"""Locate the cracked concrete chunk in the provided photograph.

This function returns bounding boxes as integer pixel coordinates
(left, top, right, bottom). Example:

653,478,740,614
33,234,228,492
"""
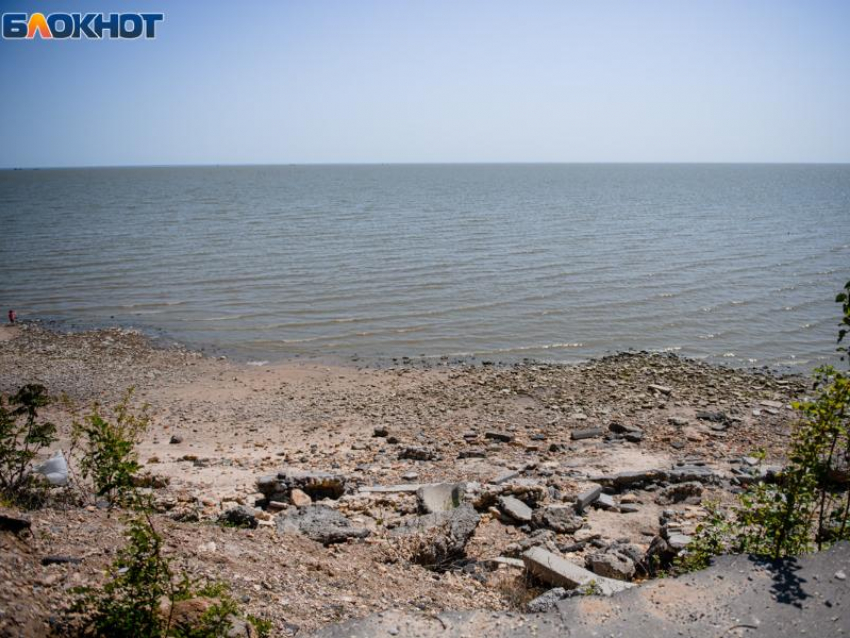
532,506,584,534
275,505,369,545
522,547,635,596
498,495,533,522
417,483,465,514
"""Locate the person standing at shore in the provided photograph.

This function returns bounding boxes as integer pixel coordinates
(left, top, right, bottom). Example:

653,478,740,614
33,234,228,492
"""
8,309,16,324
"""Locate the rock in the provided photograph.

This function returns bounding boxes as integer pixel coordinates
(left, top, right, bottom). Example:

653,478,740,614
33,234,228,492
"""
169,434,183,444
668,416,689,427
399,446,437,461
226,617,259,638
485,431,514,443
595,466,718,490
585,551,636,581
759,400,784,409
641,535,677,575
290,488,313,507
219,506,258,529
0,513,31,534
532,506,584,534
522,547,635,596
275,505,370,545
594,470,664,490
359,484,422,494
594,493,618,511
655,482,703,505
696,410,727,423
571,428,604,441
373,426,389,437
417,483,465,514
257,469,347,503
665,466,719,485
132,473,170,489
526,587,569,612
609,422,642,435
458,449,487,459
666,533,692,550
168,598,254,636
391,504,480,567
648,384,673,395
487,556,526,569
574,485,602,512
499,495,533,523
41,555,82,566
836,570,847,581
490,470,520,485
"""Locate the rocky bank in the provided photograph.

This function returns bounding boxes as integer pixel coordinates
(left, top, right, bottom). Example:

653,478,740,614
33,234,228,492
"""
0,322,825,637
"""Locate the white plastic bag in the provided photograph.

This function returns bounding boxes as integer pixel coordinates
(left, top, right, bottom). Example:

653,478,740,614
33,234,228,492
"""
35,451,68,486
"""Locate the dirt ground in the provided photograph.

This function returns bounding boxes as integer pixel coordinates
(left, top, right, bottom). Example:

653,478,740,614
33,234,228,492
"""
0,323,810,637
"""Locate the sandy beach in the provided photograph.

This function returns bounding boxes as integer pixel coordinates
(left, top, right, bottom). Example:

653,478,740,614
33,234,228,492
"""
0,322,809,636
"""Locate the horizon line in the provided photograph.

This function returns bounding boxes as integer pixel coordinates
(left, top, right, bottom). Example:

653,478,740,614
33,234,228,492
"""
3,160,850,171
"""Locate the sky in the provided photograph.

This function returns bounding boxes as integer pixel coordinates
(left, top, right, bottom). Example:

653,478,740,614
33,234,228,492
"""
1,0,849,167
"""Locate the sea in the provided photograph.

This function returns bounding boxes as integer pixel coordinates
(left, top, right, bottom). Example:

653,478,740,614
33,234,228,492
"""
1,164,847,370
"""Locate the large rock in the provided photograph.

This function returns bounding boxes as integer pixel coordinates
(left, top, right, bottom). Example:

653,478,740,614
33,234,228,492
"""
655,482,703,505
391,504,480,568
399,446,437,461
585,551,636,581
522,547,635,596
218,506,258,529
257,469,347,503
417,483,465,514
532,506,584,534
571,428,604,441
498,495,533,523
275,505,369,545
593,466,719,491
592,470,664,489
664,466,718,485
574,485,602,512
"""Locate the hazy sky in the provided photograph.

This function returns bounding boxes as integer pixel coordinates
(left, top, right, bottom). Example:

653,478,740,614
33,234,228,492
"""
1,0,849,167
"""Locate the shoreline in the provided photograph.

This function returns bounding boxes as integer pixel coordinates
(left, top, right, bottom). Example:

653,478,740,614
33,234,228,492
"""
0,316,810,376
0,321,814,636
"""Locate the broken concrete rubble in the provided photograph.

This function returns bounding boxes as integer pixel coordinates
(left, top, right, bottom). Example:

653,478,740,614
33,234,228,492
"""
531,506,584,534
417,483,465,514
574,485,602,512
498,495,533,523
585,550,636,581
275,505,370,545
522,547,635,596
390,504,480,568
257,469,347,504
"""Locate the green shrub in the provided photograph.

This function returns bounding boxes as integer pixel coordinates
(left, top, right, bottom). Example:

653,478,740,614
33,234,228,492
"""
73,515,261,638
675,502,730,572
73,389,150,507
0,384,57,507
681,282,850,566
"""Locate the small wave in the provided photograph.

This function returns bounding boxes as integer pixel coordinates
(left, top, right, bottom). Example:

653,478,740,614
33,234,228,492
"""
246,360,269,366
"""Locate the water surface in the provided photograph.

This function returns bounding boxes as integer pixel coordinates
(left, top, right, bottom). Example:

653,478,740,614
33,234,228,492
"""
0,164,847,369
